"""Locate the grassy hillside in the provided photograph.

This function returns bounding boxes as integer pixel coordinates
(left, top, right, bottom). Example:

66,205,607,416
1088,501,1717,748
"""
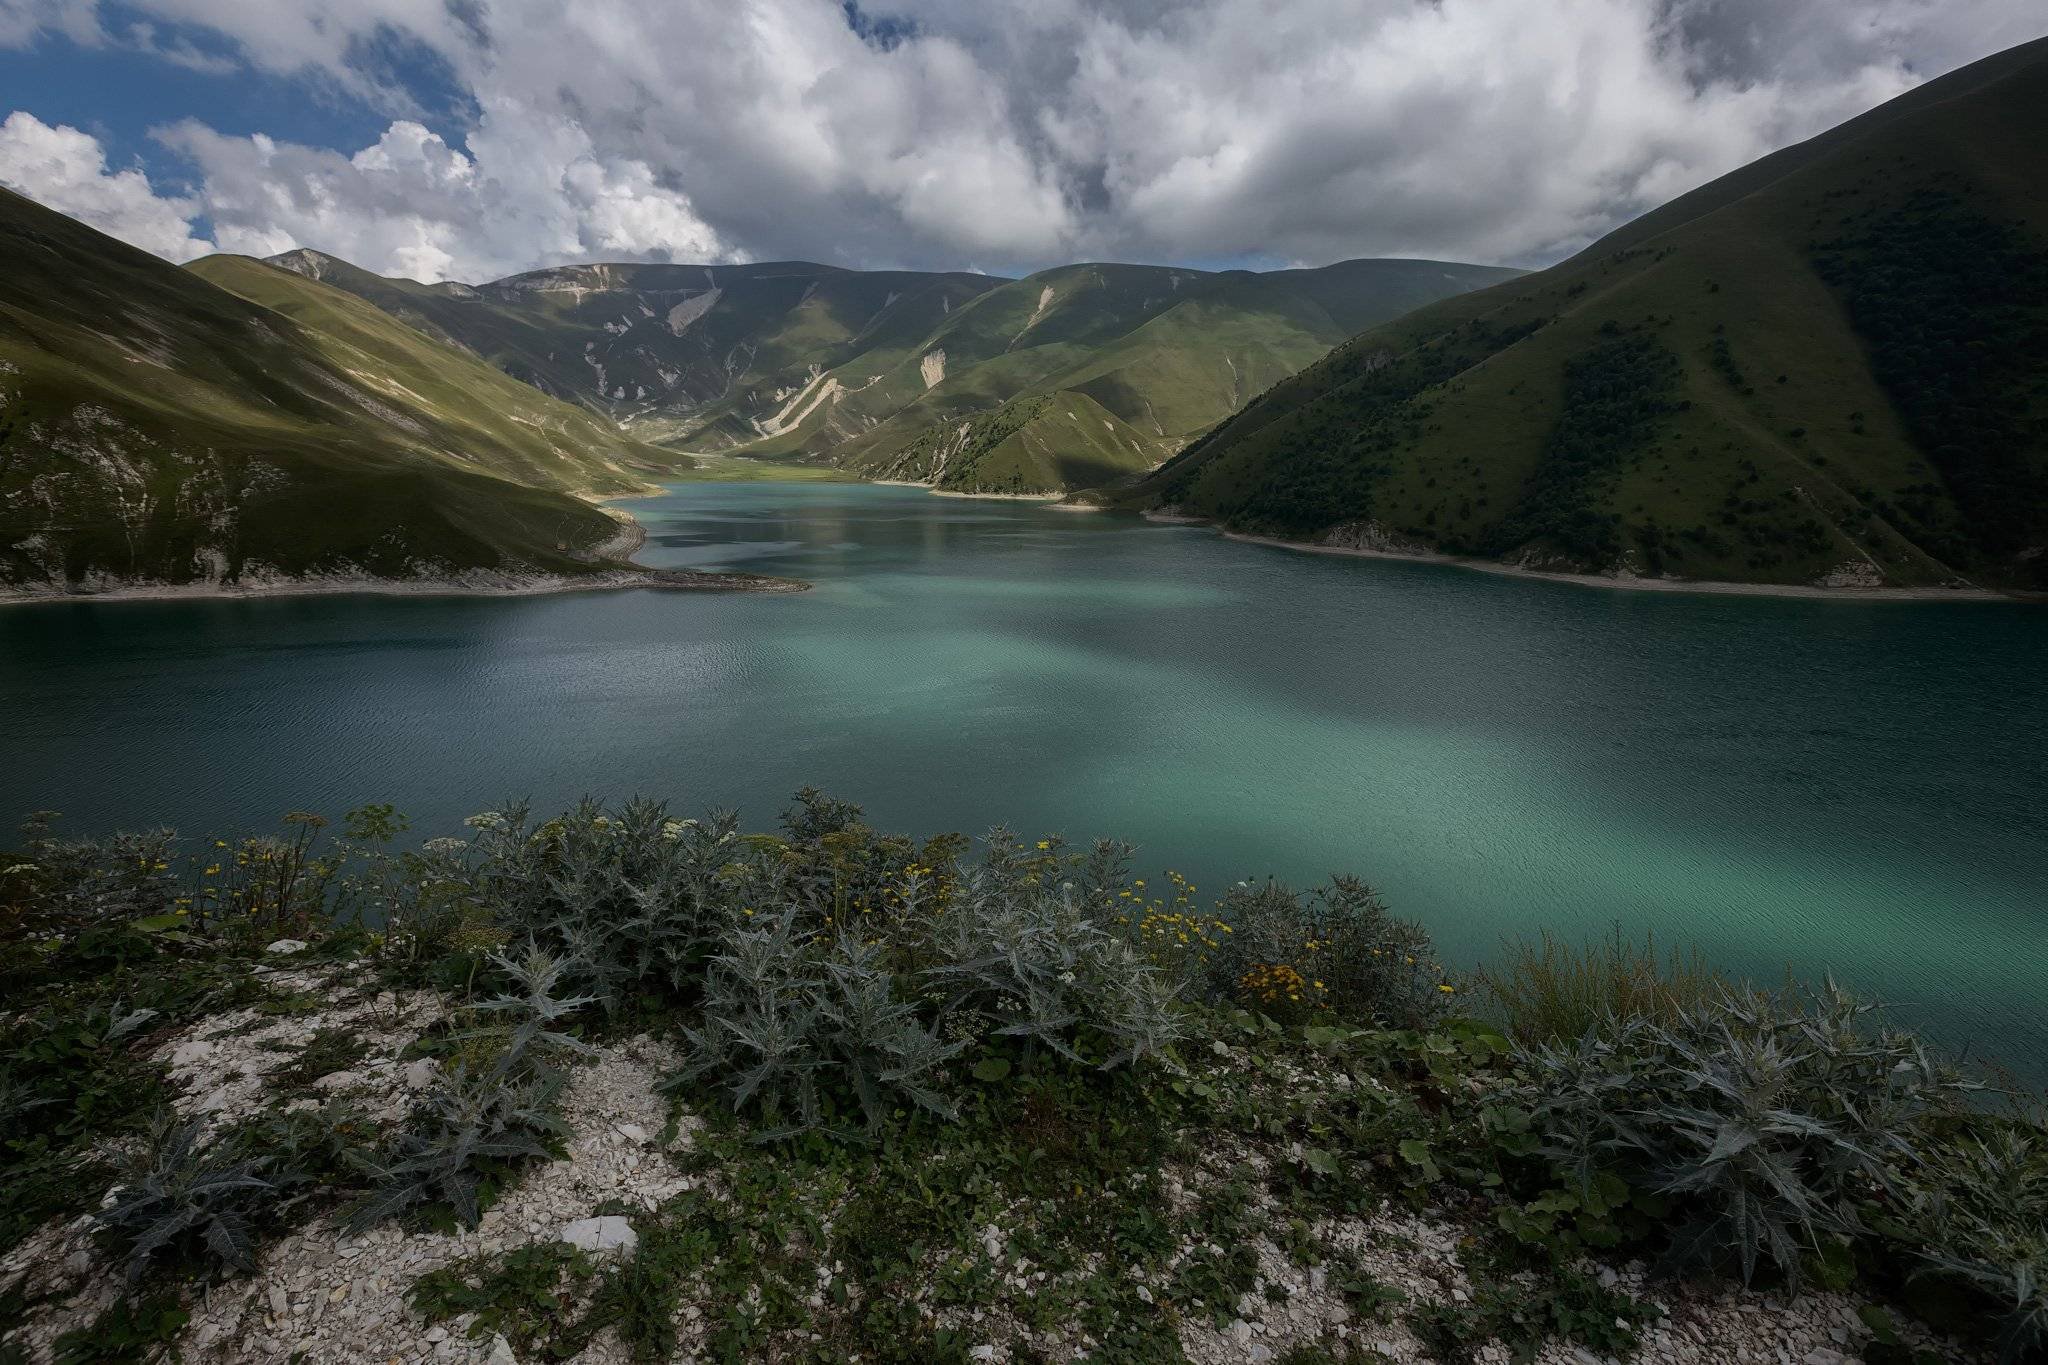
1114,37,2048,593
0,189,700,593
271,251,1006,446
740,258,1520,492
861,389,1166,494
187,256,675,498
298,250,1519,492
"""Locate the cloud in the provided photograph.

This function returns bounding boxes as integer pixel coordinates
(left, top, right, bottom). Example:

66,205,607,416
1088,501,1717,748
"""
4,0,2041,277
157,104,730,281
0,110,213,259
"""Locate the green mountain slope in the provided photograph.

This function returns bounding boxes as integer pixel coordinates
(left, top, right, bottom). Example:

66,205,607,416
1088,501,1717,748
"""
865,390,1166,494
731,258,1522,486
0,188,684,594
1116,37,2048,593
269,250,1006,446
295,250,1519,491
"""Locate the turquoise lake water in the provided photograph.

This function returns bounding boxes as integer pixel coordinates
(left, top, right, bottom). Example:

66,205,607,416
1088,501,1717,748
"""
3,481,2044,1073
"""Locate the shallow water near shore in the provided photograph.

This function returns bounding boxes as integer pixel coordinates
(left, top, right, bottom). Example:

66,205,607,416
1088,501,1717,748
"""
3,481,2045,1077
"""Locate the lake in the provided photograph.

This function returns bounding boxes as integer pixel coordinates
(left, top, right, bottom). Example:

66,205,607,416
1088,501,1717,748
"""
3,480,2044,1075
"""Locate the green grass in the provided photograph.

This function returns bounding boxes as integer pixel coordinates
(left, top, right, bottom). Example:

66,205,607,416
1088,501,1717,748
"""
1119,37,2048,591
1474,928,1729,1047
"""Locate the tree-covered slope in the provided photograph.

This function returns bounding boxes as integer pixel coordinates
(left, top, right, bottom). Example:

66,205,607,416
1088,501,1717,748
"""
0,189,683,594
1117,37,2048,593
297,249,1519,492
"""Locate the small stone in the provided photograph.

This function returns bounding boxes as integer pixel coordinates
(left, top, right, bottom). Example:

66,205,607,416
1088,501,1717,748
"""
267,1286,289,1318
312,1070,363,1092
970,1348,997,1362
170,1039,217,1067
617,1122,649,1145
487,1335,519,1365
266,938,309,954
559,1216,637,1253
401,1059,439,1090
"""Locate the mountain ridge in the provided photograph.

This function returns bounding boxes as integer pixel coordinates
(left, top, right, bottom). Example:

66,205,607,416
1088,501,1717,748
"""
277,247,1523,493
1104,36,2048,594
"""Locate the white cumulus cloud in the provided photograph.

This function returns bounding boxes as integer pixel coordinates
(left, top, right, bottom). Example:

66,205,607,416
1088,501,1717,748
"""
1,0,2041,278
0,110,212,259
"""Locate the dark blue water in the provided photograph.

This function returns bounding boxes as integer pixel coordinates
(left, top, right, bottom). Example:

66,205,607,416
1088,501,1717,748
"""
3,482,2044,1074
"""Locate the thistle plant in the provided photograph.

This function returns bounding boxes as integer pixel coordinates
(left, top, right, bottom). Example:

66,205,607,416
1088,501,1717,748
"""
97,1118,273,1282
1904,1119,2048,1363
347,946,589,1231
1515,982,1971,1287
673,909,965,1139
447,799,744,1010
919,867,1184,1069
470,946,600,1066
344,1062,567,1233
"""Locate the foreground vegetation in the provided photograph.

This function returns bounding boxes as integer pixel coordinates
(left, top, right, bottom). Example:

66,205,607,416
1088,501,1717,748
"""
1,794,2042,1363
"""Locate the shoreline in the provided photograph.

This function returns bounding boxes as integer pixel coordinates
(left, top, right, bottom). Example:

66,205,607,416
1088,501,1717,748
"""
872,479,1068,503
1141,513,2018,603
0,566,809,609
1,503,809,609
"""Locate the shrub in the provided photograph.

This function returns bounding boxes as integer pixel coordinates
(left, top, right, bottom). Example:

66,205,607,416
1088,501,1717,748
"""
672,911,966,1138
1901,1117,2048,1363
441,799,755,1012
920,853,1185,1069
347,948,585,1231
96,1118,274,1283
1514,982,1971,1286
1205,876,1452,1029
1476,927,1728,1046
345,1059,567,1233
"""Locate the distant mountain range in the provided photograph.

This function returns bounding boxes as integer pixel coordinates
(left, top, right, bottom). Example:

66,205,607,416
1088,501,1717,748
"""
275,250,1522,495
1112,36,2048,593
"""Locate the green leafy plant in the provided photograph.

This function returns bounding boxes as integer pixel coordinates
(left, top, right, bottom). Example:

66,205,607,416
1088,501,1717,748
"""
50,1293,190,1365
1206,876,1453,1028
1516,982,1970,1287
920,859,1184,1068
1901,1118,2048,1363
96,1118,273,1283
674,912,965,1138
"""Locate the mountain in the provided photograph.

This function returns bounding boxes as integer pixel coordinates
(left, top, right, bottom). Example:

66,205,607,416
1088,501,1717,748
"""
266,251,1004,445
1110,37,2048,593
284,250,1522,493
0,186,690,596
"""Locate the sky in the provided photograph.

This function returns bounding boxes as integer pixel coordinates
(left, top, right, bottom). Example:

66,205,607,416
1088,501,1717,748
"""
0,0,2040,283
